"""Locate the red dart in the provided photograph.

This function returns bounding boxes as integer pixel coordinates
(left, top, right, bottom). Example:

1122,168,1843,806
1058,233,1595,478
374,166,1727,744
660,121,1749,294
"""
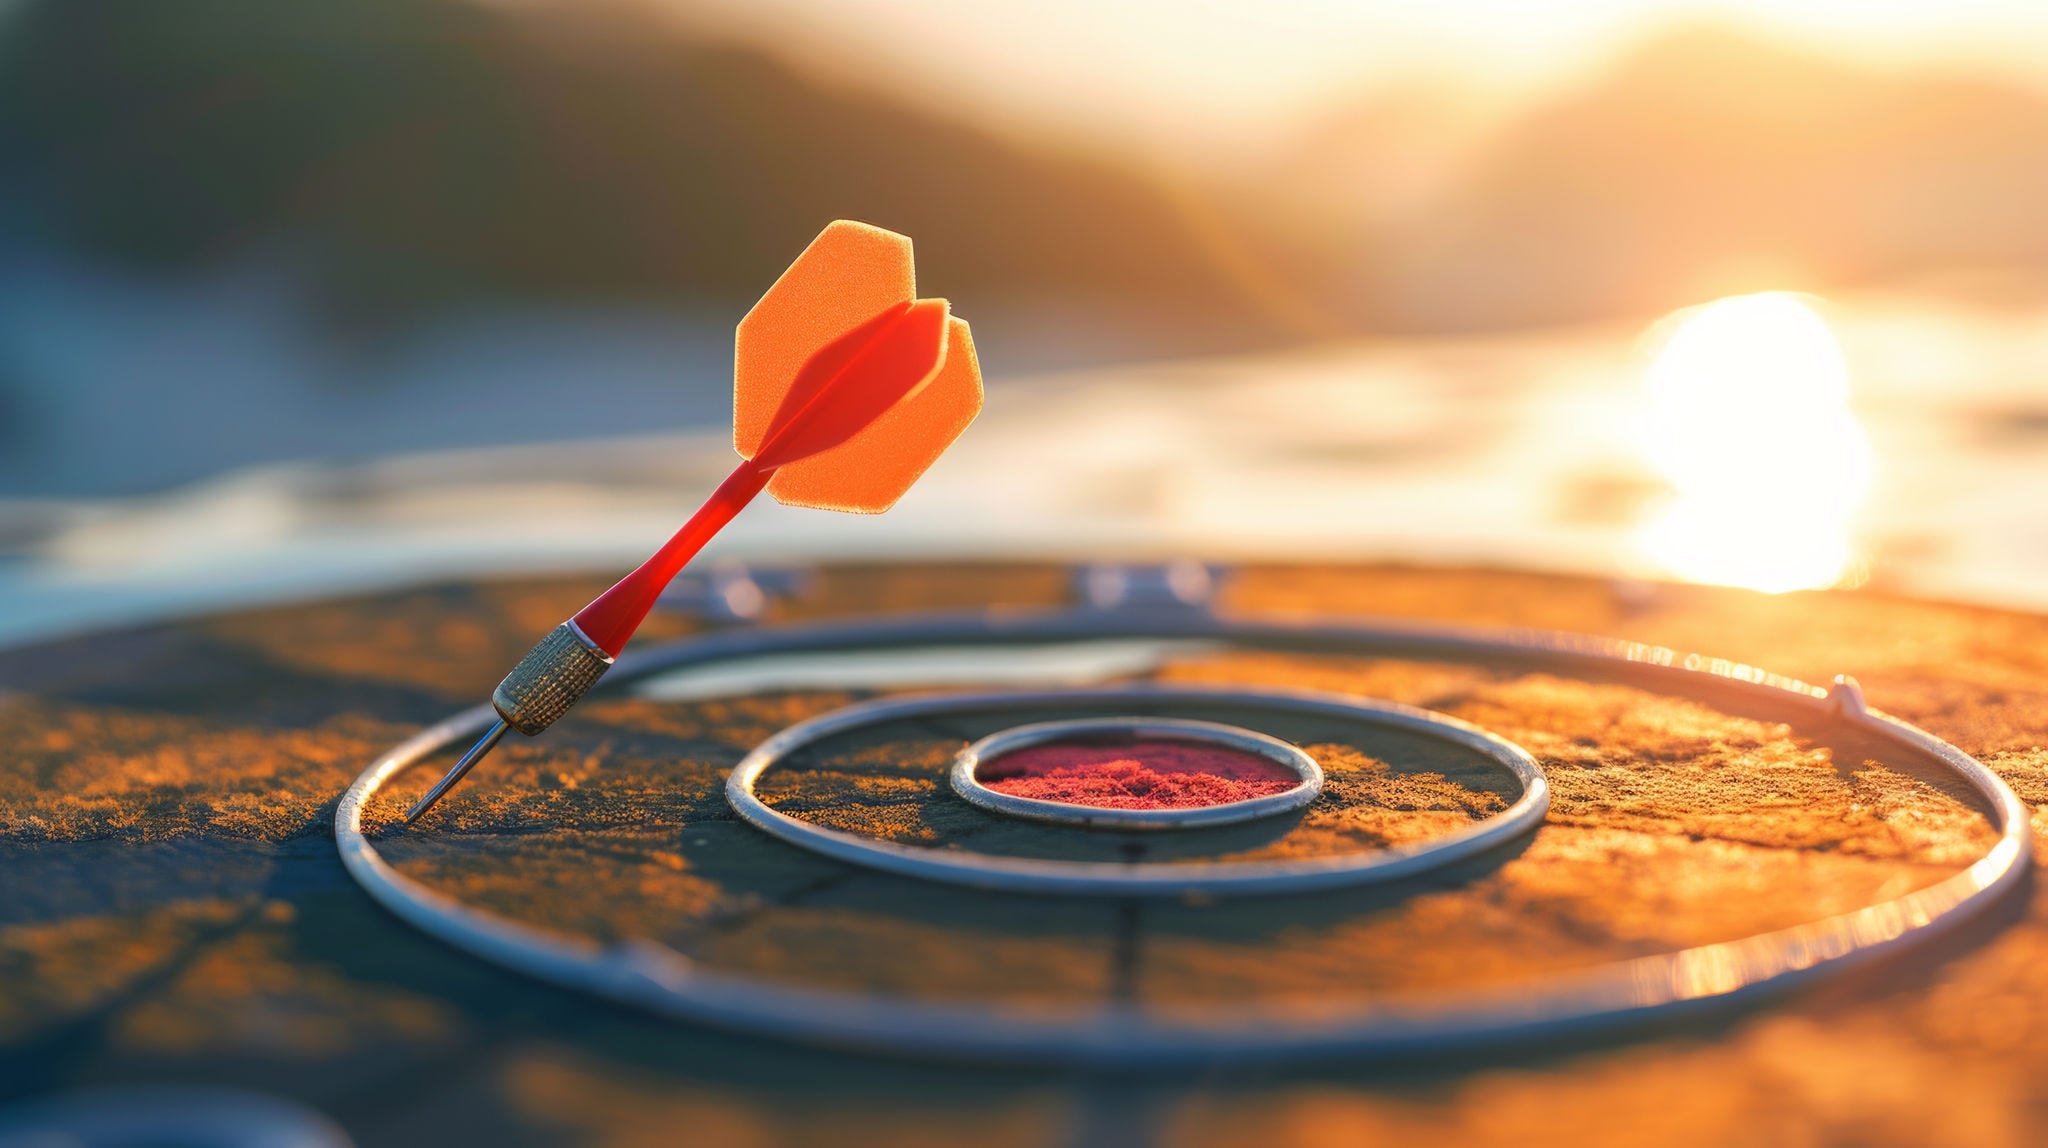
404,221,983,824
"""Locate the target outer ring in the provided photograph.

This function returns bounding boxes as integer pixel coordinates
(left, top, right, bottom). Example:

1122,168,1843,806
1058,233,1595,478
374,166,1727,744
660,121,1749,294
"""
336,607,2031,1067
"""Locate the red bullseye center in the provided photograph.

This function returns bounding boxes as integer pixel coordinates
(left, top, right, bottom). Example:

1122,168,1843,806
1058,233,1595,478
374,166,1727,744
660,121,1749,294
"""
979,738,1299,810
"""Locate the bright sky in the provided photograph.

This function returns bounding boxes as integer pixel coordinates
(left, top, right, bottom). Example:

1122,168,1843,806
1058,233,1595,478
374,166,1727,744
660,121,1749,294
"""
672,0,2048,157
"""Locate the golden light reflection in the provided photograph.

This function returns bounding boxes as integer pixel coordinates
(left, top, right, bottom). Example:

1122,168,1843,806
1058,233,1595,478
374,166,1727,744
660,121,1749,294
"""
1636,292,1873,593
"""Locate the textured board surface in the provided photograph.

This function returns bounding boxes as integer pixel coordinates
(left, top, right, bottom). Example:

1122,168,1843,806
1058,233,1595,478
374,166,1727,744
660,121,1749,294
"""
4,564,2048,1146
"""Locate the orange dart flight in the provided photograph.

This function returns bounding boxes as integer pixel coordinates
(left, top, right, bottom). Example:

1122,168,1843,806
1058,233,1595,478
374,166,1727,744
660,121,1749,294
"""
404,221,982,824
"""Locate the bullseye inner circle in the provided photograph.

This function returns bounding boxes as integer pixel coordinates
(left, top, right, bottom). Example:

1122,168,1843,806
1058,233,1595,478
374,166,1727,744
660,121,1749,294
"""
950,716,1323,830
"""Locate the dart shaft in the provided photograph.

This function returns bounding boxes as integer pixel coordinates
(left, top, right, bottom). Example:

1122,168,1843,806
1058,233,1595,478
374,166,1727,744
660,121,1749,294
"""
402,459,772,825
573,460,772,656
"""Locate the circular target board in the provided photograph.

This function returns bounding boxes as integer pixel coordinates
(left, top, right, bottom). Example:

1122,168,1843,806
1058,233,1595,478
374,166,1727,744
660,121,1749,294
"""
340,609,2026,1067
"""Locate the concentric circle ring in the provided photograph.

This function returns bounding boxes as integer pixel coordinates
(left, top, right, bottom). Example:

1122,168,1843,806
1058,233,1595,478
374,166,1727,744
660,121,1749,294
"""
726,686,1543,897
337,607,2032,1067
949,715,1324,830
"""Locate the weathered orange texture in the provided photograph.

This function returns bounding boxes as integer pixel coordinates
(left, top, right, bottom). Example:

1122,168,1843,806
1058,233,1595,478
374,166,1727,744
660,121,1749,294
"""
734,220,984,514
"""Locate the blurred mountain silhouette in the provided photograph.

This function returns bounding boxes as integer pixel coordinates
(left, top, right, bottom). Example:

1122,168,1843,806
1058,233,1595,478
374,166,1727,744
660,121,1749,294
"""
1340,24,2048,329
6,8,2048,342
0,0,1286,343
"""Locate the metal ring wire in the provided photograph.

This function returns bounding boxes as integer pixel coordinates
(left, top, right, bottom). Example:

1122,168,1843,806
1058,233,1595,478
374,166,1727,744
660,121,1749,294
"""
336,609,2031,1067
727,687,1542,896
946,714,1326,831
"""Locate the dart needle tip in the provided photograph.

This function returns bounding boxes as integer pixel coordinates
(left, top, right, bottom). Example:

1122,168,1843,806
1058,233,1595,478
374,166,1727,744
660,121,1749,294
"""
401,717,510,826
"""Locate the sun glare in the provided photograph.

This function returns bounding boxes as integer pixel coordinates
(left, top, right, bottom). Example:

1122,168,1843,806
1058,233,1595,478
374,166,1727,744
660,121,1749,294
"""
1636,292,1873,594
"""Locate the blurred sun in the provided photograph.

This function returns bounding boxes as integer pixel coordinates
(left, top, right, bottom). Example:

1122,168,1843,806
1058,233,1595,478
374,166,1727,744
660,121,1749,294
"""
1636,292,1874,593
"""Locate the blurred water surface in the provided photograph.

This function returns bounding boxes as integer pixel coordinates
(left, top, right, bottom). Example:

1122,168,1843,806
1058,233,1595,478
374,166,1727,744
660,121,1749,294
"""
4,278,2045,645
